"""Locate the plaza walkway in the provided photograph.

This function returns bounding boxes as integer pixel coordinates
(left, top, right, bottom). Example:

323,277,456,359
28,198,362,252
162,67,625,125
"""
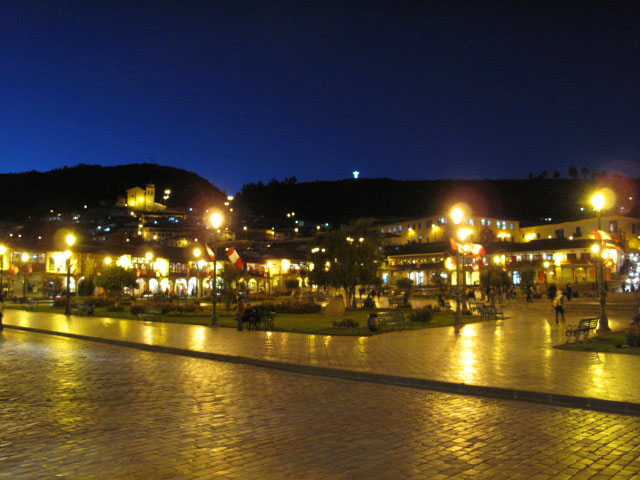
3,299,640,413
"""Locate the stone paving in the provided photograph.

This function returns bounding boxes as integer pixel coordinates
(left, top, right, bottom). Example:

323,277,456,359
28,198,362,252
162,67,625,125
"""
2,331,640,480
3,299,640,405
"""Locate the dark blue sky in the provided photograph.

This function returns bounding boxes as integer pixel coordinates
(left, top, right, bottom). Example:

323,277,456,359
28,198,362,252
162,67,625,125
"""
1,1,638,194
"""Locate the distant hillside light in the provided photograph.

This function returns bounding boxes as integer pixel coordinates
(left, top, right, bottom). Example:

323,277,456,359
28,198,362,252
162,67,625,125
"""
353,171,360,179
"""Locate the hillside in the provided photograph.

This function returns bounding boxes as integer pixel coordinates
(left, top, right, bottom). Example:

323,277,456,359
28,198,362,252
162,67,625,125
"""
236,176,640,226
0,164,226,221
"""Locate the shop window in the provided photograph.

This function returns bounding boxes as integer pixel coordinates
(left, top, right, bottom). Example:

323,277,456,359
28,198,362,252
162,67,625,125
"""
609,221,617,233
555,229,564,238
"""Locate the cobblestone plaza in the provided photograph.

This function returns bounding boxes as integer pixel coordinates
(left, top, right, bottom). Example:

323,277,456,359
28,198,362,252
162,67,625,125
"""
2,330,640,479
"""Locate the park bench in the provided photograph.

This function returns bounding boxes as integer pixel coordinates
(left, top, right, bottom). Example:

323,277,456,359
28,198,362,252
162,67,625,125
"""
241,307,275,331
138,306,162,321
388,296,407,307
479,303,503,319
368,310,410,332
71,302,95,316
565,317,599,343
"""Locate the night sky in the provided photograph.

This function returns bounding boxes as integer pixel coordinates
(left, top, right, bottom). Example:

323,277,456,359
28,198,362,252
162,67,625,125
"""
1,1,638,194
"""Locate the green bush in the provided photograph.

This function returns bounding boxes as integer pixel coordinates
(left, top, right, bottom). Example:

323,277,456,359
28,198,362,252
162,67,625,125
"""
81,297,115,308
410,306,433,323
332,318,359,328
53,298,66,307
106,305,125,312
261,300,321,314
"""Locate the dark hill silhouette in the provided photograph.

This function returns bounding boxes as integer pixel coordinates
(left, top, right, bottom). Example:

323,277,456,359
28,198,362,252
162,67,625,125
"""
236,176,639,225
0,163,226,221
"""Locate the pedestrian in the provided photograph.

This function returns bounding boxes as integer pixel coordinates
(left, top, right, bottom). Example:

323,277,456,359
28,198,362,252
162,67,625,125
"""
565,283,572,301
359,286,365,299
526,285,533,303
547,283,557,300
0,294,4,331
236,295,248,331
552,290,565,324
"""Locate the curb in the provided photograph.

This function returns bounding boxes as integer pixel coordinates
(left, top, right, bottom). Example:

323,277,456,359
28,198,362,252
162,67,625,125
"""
5,323,640,417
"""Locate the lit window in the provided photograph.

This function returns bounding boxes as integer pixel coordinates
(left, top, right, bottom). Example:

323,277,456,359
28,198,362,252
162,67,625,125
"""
481,219,485,226
469,218,474,226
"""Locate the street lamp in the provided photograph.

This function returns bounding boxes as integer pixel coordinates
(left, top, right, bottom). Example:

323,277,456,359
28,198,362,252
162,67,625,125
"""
0,245,6,298
193,247,202,298
64,233,76,316
591,192,610,332
209,212,223,326
21,252,30,302
450,207,465,326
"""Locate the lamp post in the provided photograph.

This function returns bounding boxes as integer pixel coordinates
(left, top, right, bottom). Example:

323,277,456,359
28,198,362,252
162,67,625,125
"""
193,247,202,298
591,192,610,332
64,233,76,316
145,252,154,299
0,245,6,298
21,252,30,302
209,212,223,327
451,208,465,326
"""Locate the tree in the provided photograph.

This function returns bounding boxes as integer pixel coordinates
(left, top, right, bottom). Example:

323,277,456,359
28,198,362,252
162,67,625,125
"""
95,266,136,298
553,171,561,180
520,268,536,288
581,166,590,178
309,218,384,307
77,276,95,297
480,265,510,288
218,265,243,310
568,166,578,179
396,277,412,291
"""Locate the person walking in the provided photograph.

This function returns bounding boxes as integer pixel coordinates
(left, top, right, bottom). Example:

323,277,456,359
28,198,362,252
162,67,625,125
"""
526,285,533,303
552,290,565,324
235,295,248,331
565,283,573,301
0,295,4,331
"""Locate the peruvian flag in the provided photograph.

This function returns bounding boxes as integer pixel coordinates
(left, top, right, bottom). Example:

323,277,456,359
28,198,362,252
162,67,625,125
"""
8,264,19,277
205,243,215,261
449,238,459,251
226,247,243,269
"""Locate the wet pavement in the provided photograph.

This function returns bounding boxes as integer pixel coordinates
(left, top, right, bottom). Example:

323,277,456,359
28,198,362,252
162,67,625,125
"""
2,331,640,480
4,299,640,407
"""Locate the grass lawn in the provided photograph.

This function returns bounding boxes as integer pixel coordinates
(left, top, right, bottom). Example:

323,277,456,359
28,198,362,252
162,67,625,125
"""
554,331,640,355
6,303,494,336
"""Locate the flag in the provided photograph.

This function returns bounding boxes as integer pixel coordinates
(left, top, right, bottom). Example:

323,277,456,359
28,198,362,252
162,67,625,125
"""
449,238,458,251
592,229,612,241
28,265,33,276
8,264,19,276
226,247,243,269
205,243,215,261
